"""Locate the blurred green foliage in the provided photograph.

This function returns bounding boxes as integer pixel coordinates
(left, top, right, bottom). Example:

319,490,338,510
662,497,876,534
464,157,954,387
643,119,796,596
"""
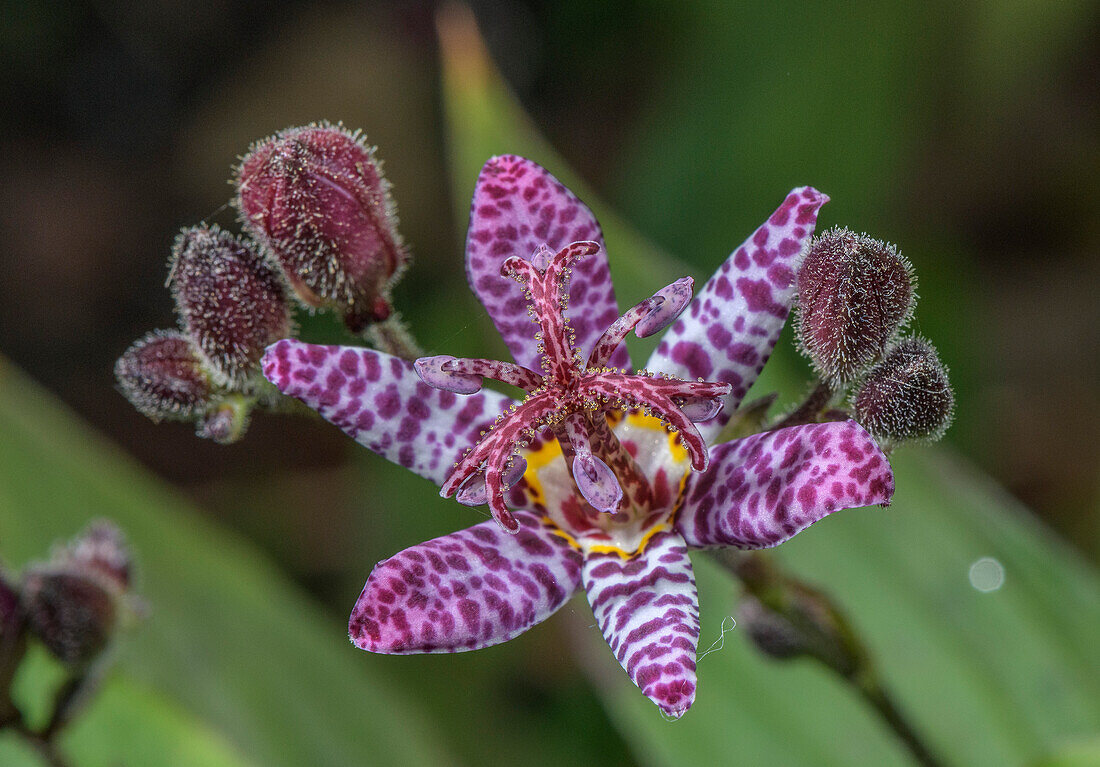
0,358,453,767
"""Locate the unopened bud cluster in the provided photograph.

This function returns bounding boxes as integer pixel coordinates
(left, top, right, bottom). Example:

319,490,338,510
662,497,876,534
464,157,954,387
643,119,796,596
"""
116,225,289,442
2,520,138,721
117,122,409,442
793,227,952,445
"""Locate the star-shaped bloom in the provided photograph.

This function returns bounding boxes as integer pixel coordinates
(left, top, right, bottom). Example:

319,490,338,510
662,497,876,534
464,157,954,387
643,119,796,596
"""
262,156,894,717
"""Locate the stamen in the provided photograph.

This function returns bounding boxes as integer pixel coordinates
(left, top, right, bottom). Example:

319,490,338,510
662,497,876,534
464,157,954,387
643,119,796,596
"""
455,456,528,506
586,295,664,370
588,414,653,511
441,358,542,392
586,277,694,370
414,355,482,394
441,393,561,534
635,277,694,337
563,413,624,513
586,374,731,472
572,452,623,513
672,394,724,423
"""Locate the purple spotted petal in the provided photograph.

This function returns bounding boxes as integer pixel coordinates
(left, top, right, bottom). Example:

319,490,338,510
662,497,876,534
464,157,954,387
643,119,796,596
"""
349,511,583,653
465,155,627,373
583,530,700,719
648,187,829,442
262,339,513,486
675,420,893,549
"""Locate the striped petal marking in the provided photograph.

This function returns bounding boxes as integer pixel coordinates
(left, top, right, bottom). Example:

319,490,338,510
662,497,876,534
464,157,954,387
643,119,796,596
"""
582,529,700,718
350,511,583,653
647,187,829,443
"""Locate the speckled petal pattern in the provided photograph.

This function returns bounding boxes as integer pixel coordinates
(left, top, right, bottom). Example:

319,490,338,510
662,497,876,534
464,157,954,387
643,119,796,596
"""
349,511,583,653
647,187,829,442
465,155,627,373
583,530,700,718
263,339,513,486
675,420,893,550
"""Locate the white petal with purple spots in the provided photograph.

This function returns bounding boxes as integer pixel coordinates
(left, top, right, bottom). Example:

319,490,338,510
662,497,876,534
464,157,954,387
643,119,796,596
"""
647,187,829,443
263,339,514,486
465,155,627,373
675,420,894,550
349,511,583,653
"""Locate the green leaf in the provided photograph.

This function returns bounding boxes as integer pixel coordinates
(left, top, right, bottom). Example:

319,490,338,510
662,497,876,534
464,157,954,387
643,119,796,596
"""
439,15,1100,766
63,675,256,767
6,644,252,766
0,358,453,767
0,734,45,767
1031,736,1100,767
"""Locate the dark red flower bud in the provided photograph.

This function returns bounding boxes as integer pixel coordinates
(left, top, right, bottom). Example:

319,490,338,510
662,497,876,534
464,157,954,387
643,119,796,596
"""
738,595,806,660
115,330,212,421
235,124,408,332
854,337,954,443
735,556,866,678
21,522,134,668
169,225,290,386
21,571,115,667
796,228,915,383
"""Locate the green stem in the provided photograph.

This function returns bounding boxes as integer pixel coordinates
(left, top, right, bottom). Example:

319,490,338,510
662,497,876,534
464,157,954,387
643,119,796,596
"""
365,313,423,361
714,551,948,767
857,678,945,767
773,379,834,429
14,721,72,767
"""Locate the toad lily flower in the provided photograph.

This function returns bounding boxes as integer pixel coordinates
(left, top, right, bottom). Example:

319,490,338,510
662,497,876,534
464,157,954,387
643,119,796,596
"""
262,156,894,718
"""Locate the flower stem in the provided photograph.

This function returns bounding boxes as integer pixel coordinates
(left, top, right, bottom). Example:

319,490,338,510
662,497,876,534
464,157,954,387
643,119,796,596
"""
7,718,72,767
712,551,947,767
856,677,945,767
365,313,423,361
773,379,834,429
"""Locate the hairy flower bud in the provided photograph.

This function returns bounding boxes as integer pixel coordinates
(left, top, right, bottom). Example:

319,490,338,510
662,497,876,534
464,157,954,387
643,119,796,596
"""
115,330,212,421
796,228,915,383
738,595,806,659
22,571,115,667
21,522,134,668
62,521,131,591
196,394,251,445
169,226,290,386
854,337,954,442
236,123,408,332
